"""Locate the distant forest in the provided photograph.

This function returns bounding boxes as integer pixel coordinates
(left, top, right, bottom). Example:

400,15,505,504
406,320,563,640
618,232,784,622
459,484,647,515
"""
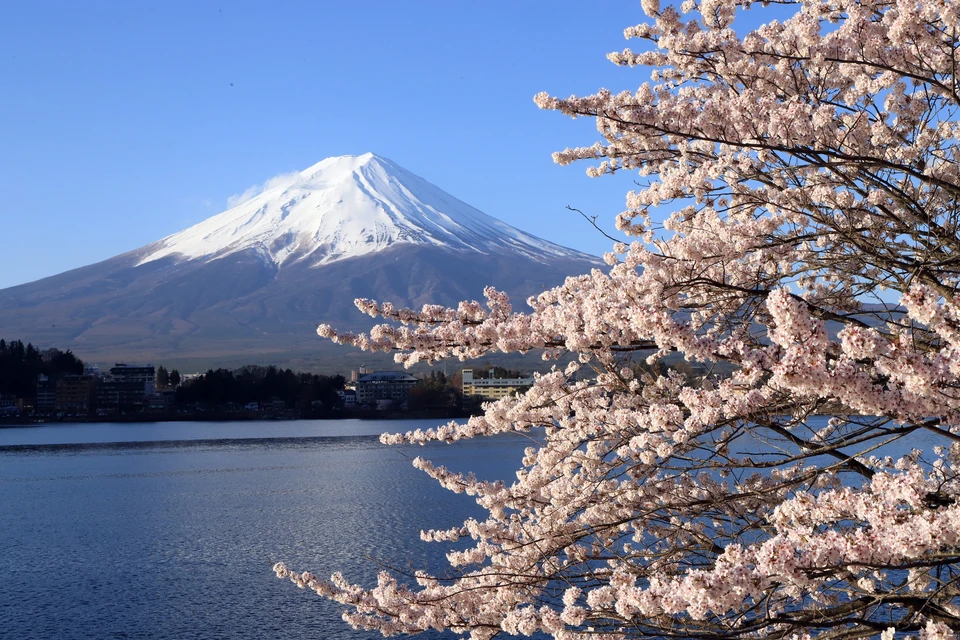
0,339,84,400
0,339,482,413
175,366,345,409
0,338,345,409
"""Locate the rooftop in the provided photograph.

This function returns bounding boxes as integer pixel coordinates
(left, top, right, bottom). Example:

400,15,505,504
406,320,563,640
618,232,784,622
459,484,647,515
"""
356,371,418,383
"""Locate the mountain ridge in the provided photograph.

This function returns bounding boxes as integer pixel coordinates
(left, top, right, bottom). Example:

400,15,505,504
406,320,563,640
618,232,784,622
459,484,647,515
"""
137,153,588,270
0,154,600,371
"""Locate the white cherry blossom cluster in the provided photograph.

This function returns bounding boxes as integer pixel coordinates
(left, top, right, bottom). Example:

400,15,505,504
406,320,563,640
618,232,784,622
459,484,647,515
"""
278,0,960,637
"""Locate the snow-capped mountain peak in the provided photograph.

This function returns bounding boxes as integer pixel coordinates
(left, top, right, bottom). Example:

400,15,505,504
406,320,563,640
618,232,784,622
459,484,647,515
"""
138,153,585,268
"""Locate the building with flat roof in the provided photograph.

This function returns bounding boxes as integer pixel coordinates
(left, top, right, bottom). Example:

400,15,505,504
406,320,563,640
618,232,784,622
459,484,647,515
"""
354,371,418,407
55,375,97,414
109,364,156,391
98,364,156,413
461,369,534,401
36,375,55,411
350,366,370,383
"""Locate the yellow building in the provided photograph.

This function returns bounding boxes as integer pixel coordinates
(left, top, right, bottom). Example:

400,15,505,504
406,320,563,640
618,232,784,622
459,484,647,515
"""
461,369,534,400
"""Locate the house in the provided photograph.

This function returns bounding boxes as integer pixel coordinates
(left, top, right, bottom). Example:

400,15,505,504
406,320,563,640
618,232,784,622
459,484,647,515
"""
265,398,286,412
337,389,357,407
0,395,20,416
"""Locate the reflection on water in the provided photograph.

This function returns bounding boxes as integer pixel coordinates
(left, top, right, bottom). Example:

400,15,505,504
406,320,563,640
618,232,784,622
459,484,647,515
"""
0,434,382,460
0,418,436,446
0,420,527,640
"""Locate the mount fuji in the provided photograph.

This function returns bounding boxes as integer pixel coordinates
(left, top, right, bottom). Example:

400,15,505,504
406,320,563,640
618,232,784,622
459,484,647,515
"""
0,154,599,370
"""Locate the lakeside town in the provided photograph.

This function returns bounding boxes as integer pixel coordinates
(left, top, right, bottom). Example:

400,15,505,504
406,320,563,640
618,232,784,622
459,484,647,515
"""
0,338,537,422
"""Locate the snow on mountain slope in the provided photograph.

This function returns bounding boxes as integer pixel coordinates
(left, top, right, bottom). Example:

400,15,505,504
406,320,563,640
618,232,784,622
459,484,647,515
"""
139,153,587,268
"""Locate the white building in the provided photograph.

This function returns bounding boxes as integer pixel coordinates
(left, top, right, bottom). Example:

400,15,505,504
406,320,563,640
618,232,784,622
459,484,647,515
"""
354,371,418,407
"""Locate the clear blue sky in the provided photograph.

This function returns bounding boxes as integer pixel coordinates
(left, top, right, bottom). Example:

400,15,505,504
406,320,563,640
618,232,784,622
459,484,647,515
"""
0,1,659,289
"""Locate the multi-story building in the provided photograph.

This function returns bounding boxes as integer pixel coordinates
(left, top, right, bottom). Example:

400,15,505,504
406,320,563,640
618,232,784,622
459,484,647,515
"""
55,375,97,414
145,389,177,411
354,371,418,407
110,364,156,393
349,366,370,383
461,369,535,400
97,364,156,413
36,375,55,412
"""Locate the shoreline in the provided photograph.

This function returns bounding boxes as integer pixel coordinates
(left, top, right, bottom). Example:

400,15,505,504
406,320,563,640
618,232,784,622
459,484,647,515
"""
0,407,481,428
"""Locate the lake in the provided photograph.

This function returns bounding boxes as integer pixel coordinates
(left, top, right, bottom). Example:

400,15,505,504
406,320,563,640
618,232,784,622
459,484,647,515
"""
1,417,946,640
0,419,530,640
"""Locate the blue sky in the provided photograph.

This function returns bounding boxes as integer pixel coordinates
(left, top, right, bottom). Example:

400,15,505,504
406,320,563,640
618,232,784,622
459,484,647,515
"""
0,1,661,289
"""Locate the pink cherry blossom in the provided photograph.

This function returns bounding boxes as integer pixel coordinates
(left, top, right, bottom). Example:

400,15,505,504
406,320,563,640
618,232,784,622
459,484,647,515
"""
279,0,960,637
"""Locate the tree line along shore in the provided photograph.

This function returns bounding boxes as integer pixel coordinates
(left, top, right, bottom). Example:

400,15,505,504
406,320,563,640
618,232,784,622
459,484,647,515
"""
0,338,523,423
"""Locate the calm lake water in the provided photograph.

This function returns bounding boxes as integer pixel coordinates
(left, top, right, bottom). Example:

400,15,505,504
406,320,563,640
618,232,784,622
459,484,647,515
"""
0,419,532,640
0,417,947,640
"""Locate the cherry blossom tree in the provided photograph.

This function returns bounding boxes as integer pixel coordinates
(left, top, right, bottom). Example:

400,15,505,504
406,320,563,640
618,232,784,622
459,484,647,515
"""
276,0,960,637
